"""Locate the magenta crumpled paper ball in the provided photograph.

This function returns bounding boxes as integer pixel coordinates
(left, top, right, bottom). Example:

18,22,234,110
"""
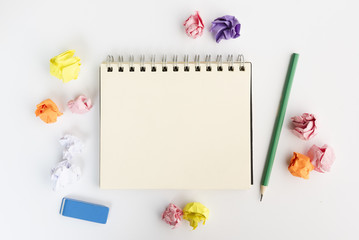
67,95,92,114
183,11,204,39
307,144,335,173
291,113,317,140
162,203,183,228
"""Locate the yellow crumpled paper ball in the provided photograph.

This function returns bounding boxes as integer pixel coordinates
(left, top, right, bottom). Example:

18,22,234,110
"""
183,202,209,230
50,50,81,83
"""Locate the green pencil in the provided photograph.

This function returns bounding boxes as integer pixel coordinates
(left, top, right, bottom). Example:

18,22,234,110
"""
260,53,299,201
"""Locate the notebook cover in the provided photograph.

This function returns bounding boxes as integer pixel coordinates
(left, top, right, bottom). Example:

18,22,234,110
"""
100,62,253,189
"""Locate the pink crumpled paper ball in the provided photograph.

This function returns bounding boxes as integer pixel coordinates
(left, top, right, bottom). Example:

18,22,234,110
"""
307,144,335,173
291,113,317,140
67,95,92,114
183,11,204,39
162,203,183,228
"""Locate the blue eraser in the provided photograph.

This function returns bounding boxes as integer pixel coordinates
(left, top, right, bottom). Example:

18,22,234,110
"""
60,198,109,224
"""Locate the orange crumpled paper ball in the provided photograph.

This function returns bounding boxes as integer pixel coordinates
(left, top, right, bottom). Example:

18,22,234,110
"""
35,99,63,123
288,152,314,179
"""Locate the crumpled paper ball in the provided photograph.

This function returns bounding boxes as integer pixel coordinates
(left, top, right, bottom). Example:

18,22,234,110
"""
183,202,209,230
59,135,84,161
210,15,241,43
162,203,183,228
307,144,335,173
51,160,81,191
183,11,204,39
51,135,84,191
291,113,317,140
35,99,63,123
50,50,81,83
68,95,93,114
288,152,314,179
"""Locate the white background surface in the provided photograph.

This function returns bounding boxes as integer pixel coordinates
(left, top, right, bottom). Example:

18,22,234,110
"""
1,0,358,239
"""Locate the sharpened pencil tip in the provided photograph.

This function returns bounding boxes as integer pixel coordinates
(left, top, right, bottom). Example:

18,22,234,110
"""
260,194,263,202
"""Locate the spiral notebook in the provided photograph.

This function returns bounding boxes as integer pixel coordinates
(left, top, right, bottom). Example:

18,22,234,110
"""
100,55,253,189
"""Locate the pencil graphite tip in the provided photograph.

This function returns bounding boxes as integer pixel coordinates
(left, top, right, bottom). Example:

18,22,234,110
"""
260,194,263,202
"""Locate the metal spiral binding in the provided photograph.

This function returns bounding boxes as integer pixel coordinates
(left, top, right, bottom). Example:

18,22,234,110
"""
118,56,124,72
184,55,190,72
227,55,234,71
194,55,201,71
151,55,156,72
106,55,114,72
173,55,178,72
237,54,245,71
216,55,223,71
205,55,212,71
140,55,146,72
105,55,246,72
129,55,135,72
162,55,167,72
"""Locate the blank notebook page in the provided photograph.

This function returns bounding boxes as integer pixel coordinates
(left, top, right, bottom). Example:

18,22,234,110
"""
100,62,252,189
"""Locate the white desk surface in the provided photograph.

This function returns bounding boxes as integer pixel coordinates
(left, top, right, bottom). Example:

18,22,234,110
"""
1,0,358,239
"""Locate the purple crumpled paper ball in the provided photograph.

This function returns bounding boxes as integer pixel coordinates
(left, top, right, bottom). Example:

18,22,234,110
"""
210,15,241,43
